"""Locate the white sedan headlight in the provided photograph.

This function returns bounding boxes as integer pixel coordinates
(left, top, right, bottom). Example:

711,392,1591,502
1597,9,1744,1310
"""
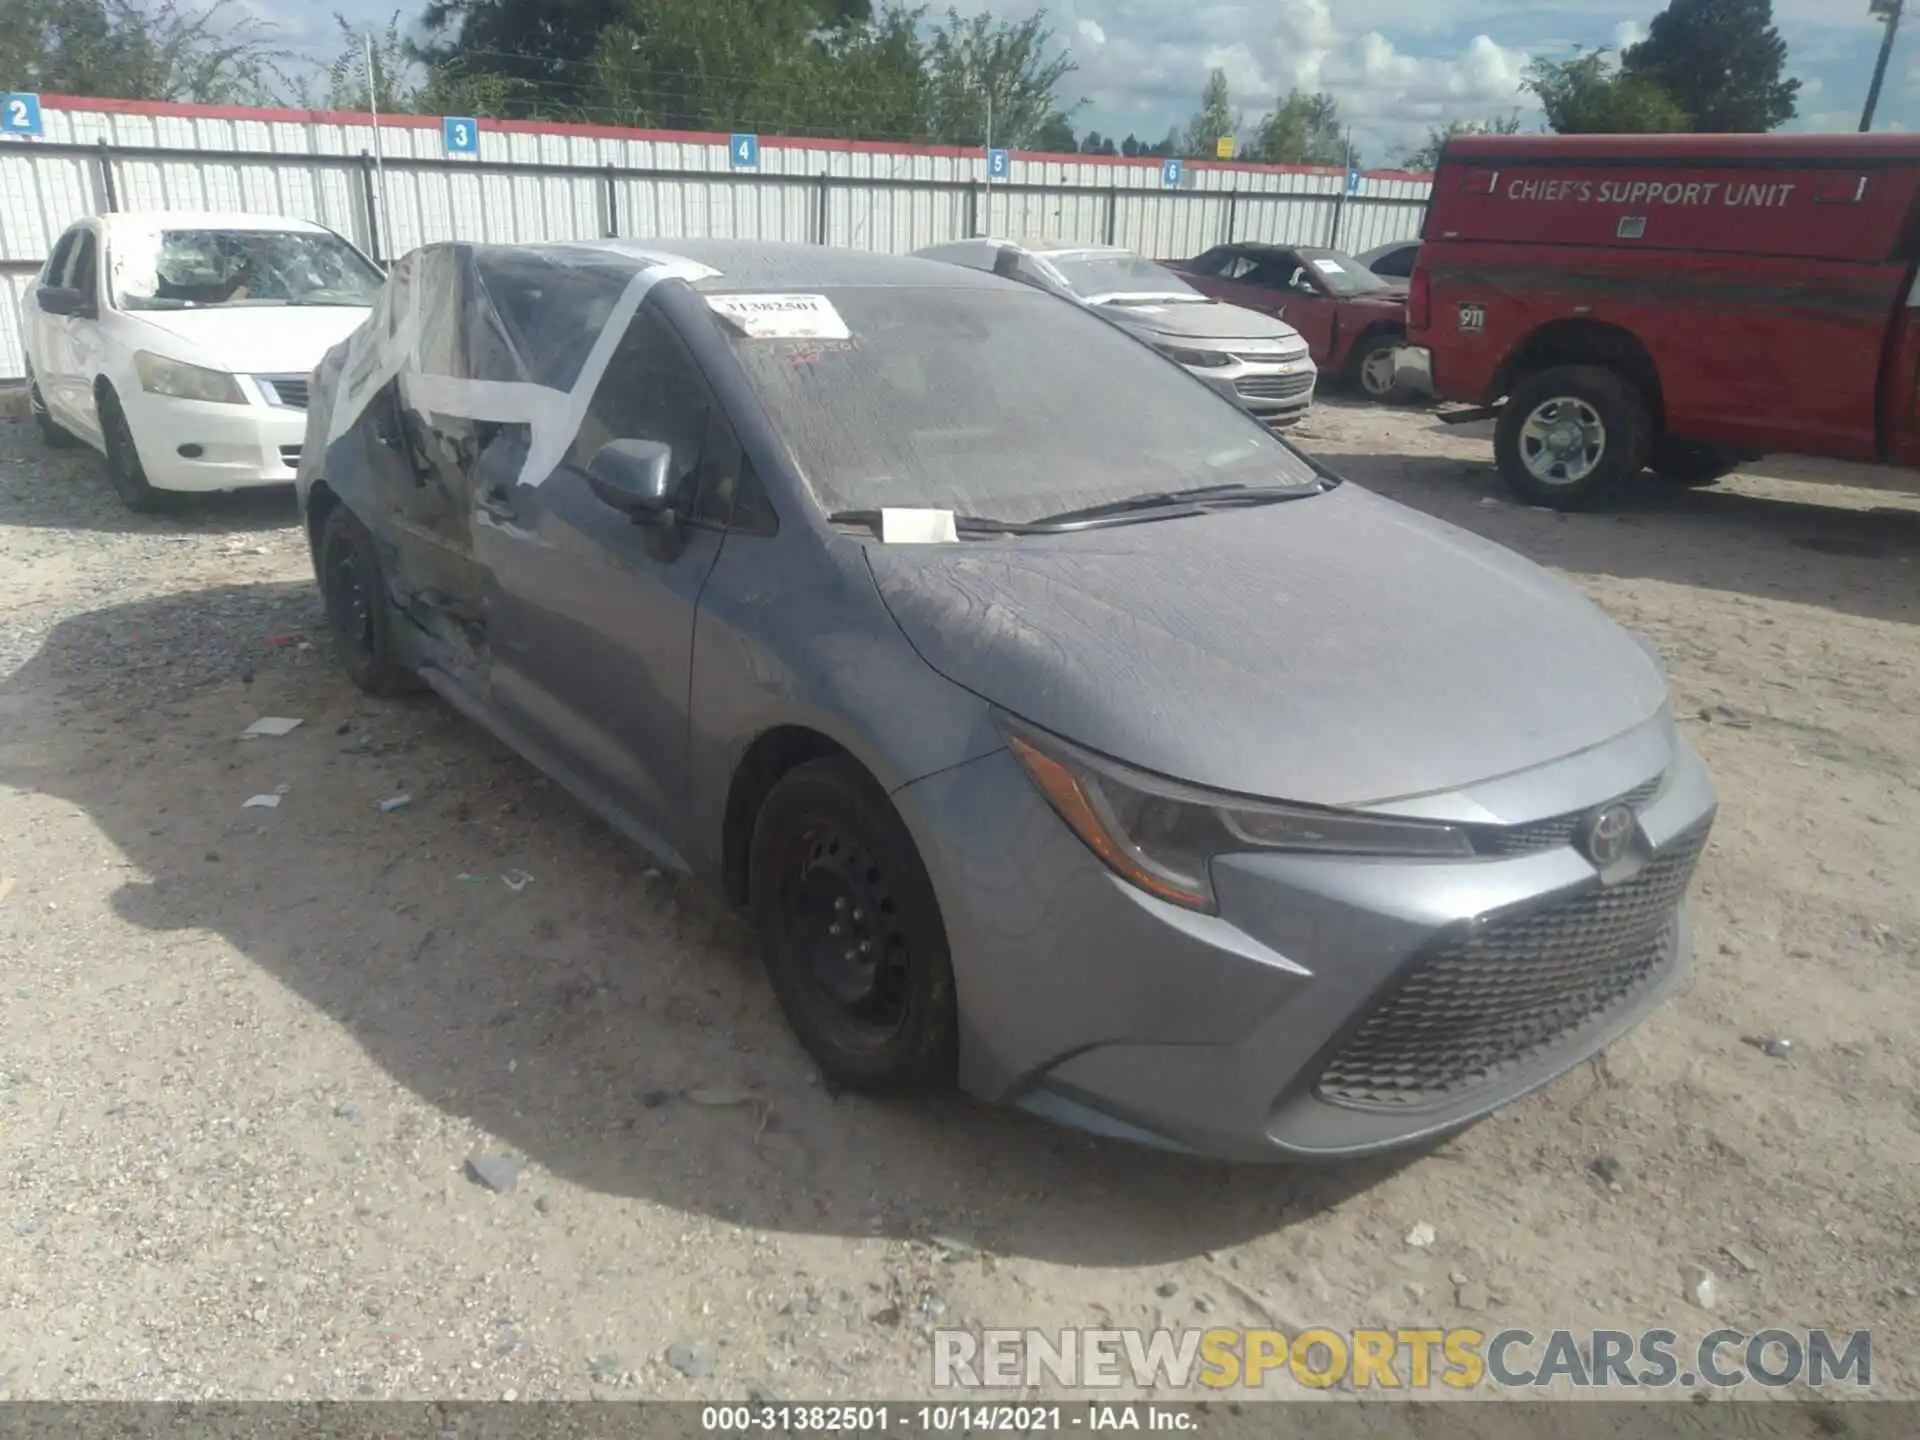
133,351,246,405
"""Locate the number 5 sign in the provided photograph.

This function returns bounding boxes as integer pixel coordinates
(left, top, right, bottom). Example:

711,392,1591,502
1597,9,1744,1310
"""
442,116,479,154
2,93,44,137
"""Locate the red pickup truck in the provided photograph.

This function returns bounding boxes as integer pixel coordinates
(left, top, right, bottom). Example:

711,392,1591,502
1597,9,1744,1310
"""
1409,132,1920,508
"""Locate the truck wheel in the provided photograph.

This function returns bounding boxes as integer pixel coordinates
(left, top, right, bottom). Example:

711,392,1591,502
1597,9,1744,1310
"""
1495,366,1652,511
1650,437,1740,488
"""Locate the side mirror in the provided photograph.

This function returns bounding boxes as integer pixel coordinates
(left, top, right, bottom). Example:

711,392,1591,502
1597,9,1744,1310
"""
37,285,84,317
586,438,676,524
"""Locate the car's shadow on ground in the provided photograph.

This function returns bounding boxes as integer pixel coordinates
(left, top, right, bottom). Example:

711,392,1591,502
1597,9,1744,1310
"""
1296,403,1920,628
0,582,1434,1269
0,421,300,534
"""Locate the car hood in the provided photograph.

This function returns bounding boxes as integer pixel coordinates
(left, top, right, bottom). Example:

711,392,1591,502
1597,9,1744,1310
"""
1343,286,1408,309
125,306,371,374
1097,300,1306,347
865,484,1667,808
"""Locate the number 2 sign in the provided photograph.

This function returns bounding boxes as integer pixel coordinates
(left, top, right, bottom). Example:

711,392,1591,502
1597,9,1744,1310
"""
2,93,44,137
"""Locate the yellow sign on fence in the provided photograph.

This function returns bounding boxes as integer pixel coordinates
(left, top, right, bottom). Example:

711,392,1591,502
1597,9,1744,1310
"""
1215,136,1235,160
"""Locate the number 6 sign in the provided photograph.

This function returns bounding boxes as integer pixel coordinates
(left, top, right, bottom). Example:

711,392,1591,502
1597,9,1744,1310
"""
2,93,44,137
442,116,479,154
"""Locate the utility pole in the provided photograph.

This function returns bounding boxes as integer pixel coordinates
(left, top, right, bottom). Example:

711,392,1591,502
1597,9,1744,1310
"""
1862,0,1905,132
982,84,994,237
366,32,388,259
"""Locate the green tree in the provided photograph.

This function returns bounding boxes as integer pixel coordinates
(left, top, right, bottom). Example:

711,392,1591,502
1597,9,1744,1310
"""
1398,113,1522,171
3,0,293,104
1032,109,1078,152
919,7,1080,148
1246,89,1347,166
1524,50,1689,134
1623,0,1798,132
1182,68,1237,158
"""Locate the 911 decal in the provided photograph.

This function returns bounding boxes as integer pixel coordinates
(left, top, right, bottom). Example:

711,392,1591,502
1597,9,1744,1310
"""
1458,302,1486,333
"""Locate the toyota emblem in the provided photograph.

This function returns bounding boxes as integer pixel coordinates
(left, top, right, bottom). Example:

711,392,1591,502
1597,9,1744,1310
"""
1581,803,1637,867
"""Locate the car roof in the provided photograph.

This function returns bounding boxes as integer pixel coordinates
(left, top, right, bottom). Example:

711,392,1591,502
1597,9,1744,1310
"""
93,211,336,237
473,238,1015,292
1357,240,1420,262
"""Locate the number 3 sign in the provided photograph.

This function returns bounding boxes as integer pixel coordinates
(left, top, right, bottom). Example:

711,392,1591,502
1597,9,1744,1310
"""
442,116,479,154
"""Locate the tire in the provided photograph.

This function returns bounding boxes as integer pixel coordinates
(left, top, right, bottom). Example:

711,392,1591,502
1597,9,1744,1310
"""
1346,329,1405,402
748,756,959,1093
25,367,77,449
1650,437,1740,488
1494,365,1653,511
319,503,414,697
97,385,170,513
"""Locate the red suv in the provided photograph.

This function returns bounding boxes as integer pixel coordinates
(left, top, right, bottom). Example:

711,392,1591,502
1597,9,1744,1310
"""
1171,243,1410,399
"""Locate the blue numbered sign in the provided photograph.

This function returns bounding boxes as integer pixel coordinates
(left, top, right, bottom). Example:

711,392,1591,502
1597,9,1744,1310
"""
442,116,479,154
986,148,1009,179
1161,156,1183,187
1347,165,1362,195
730,133,759,168
1,93,44,136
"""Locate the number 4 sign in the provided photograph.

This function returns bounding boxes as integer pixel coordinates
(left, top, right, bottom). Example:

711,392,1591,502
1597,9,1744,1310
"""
2,93,44,137
442,116,479,154
731,133,759,168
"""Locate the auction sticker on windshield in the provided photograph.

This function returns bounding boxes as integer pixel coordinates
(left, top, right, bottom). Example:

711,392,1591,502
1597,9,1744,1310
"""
708,293,851,340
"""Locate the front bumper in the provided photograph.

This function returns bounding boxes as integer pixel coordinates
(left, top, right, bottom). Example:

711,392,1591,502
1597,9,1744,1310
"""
1191,357,1317,421
893,726,1716,1161
120,375,308,492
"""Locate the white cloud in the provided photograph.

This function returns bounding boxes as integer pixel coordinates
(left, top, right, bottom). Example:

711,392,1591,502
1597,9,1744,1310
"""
1612,20,1644,52
1076,19,1107,47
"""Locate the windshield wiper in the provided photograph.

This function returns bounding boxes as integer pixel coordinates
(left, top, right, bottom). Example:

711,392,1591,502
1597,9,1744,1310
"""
1023,482,1321,528
828,504,1216,537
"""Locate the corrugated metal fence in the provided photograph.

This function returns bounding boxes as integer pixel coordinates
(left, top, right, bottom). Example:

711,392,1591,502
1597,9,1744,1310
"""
0,95,1434,380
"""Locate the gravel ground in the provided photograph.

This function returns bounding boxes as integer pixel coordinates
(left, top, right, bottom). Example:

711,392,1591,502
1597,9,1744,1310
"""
0,398,1915,1406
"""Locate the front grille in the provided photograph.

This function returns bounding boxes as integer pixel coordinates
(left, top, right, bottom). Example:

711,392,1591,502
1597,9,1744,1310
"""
258,375,310,409
279,444,302,466
1235,371,1315,400
1472,776,1665,857
1315,824,1709,1111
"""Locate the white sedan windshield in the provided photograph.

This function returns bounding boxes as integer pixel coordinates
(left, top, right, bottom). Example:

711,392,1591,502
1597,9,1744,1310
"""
114,229,383,311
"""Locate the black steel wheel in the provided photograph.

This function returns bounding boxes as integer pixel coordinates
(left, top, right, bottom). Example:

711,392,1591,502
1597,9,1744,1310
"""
97,386,168,512
319,503,413,696
749,756,958,1092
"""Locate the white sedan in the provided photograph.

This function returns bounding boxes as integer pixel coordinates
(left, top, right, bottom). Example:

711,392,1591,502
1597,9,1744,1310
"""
20,211,381,511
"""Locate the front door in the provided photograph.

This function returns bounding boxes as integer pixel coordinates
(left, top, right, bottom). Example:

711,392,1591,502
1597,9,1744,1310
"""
471,301,736,858
57,228,107,443
1206,249,1339,364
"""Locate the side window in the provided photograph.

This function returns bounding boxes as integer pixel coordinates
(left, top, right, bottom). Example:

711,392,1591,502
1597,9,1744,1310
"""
67,232,99,304
572,306,744,525
1187,247,1232,276
1242,257,1299,291
42,231,77,287
1221,255,1257,281
1377,246,1418,278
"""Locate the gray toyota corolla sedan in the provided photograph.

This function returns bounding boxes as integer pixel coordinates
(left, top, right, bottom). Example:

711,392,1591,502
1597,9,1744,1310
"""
297,238,1716,1161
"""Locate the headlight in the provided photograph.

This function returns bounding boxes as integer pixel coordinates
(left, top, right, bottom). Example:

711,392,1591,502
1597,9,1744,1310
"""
1002,719,1473,913
133,351,246,404
1155,343,1233,369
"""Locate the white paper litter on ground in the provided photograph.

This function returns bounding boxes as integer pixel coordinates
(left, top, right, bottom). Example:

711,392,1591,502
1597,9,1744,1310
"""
879,508,959,544
242,717,303,738
242,794,282,809
706,293,851,340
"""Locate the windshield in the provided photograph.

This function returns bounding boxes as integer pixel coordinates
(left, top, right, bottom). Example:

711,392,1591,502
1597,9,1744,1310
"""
114,229,383,311
1297,249,1392,298
1043,252,1204,303
716,284,1320,524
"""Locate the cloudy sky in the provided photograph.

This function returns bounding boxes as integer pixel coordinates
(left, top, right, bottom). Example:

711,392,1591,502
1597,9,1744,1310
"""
290,0,1908,162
